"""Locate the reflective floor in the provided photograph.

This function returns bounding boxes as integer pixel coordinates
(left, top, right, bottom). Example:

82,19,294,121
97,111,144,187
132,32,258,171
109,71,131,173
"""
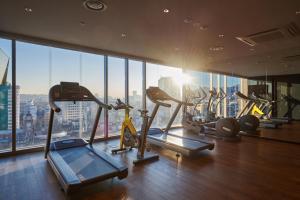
0,123,300,200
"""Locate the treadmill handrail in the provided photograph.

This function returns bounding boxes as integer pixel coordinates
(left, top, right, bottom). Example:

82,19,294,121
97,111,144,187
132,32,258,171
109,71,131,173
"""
235,91,255,101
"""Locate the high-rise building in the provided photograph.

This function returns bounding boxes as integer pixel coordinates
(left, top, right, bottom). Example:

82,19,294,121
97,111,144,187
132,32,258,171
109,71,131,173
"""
158,77,180,99
0,48,9,84
0,84,20,130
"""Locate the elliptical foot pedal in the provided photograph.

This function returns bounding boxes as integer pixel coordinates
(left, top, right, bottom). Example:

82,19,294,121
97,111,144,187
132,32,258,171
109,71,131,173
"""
239,130,261,137
133,152,159,165
222,135,241,142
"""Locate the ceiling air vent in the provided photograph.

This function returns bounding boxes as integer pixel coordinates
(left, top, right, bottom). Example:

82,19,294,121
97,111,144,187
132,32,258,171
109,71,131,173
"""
236,22,300,46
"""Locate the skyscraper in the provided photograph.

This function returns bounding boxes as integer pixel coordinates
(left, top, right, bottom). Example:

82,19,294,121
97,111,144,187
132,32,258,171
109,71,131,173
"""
0,84,20,130
158,77,180,99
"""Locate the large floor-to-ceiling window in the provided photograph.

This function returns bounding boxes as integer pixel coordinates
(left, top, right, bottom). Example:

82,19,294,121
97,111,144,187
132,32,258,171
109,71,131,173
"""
185,70,210,120
107,56,125,136
15,42,105,149
146,63,183,128
0,38,12,152
226,76,241,117
1,37,251,153
128,60,143,130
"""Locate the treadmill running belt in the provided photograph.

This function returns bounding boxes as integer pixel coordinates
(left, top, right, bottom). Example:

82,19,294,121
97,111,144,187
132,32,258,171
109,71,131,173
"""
148,134,210,150
56,147,117,182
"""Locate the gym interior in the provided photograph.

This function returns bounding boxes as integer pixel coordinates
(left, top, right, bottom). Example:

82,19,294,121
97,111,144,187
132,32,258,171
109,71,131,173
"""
0,1,300,200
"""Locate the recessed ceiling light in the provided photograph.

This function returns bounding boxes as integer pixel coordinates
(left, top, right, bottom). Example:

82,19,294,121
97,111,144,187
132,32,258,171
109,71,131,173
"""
121,33,126,38
193,22,201,27
184,18,193,24
199,25,208,30
218,34,224,38
209,46,224,51
24,7,32,13
163,8,170,13
296,11,300,15
83,0,107,12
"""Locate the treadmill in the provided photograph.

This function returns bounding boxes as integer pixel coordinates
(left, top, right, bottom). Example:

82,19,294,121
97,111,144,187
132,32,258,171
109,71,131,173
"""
146,87,214,156
45,82,128,194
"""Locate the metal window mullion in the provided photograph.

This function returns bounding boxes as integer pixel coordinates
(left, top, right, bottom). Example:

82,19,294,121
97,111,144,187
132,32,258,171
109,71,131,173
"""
12,40,16,151
142,61,146,110
209,73,213,90
224,75,227,118
216,74,220,116
125,58,129,104
104,55,108,139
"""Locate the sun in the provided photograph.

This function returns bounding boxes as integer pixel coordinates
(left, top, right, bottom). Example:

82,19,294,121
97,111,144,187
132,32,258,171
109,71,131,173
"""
173,73,192,88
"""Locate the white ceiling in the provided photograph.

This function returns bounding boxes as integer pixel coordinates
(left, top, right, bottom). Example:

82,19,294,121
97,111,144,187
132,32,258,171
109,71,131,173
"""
0,0,300,77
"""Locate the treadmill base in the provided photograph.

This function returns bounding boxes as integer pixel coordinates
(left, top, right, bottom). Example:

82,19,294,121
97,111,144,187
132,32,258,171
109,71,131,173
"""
133,152,159,165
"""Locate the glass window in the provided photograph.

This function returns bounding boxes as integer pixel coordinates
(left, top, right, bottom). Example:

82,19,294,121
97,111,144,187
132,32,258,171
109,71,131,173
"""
0,38,12,152
185,70,210,120
108,56,125,136
16,42,105,149
277,82,288,118
81,53,104,138
219,75,225,117
290,83,300,120
128,60,143,130
211,74,219,116
146,63,183,128
16,42,50,149
226,76,241,117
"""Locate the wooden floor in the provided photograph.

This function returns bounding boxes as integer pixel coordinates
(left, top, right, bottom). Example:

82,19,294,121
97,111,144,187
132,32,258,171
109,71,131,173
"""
1,125,300,200
255,122,300,144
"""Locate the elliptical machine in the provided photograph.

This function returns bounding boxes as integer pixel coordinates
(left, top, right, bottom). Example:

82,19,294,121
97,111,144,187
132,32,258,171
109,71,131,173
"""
110,99,159,165
182,86,240,141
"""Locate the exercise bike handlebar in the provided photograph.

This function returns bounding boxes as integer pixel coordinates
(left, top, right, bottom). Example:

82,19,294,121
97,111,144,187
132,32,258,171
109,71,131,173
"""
110,99,133,110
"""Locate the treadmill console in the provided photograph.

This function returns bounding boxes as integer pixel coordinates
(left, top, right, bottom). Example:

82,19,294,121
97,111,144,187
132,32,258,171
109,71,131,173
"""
50,82,94,102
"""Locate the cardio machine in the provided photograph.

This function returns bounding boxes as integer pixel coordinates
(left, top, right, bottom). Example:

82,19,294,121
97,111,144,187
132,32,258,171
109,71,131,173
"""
184,87,240,141
45,82,128,194
110,99,159,164
146,87,214,157
235,91,280,129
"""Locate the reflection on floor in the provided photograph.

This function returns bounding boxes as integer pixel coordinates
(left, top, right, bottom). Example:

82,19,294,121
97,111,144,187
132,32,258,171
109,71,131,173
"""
244,121,300,144
0,123,300,200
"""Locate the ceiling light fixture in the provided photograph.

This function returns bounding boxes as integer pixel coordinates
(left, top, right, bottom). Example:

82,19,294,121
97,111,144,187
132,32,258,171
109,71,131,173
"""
209,46,224,51
199,25,208,30
24,7,32,13
296,11,300,15
183,18,193,24
193,22,201,27
121,33,126,38
163,8,170,13
83,0,107,12
249,48,255,51
218,34,224,38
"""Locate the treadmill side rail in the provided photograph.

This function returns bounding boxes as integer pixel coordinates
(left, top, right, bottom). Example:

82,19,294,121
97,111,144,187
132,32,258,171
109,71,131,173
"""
86,145,128,178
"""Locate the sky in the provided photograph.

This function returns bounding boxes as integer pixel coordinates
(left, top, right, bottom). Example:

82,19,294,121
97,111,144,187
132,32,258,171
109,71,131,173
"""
0,38,241,98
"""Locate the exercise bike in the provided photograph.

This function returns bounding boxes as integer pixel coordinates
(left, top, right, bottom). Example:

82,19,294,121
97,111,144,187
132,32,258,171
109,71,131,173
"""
111,99,159,165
